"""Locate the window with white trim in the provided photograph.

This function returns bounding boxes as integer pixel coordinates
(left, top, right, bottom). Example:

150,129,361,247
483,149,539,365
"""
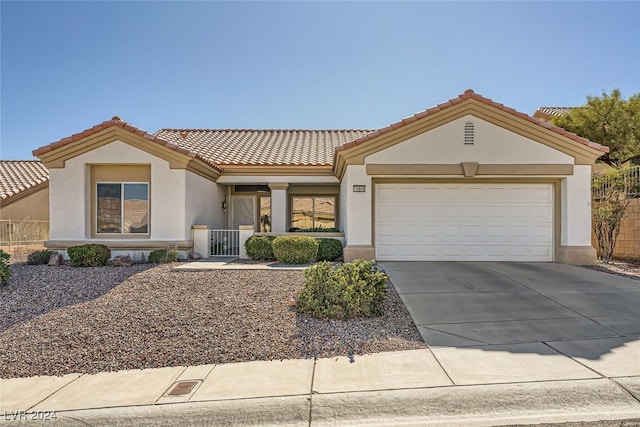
97,183,149,234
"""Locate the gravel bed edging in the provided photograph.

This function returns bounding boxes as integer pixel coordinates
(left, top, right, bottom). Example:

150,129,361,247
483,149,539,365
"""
0,263,426,378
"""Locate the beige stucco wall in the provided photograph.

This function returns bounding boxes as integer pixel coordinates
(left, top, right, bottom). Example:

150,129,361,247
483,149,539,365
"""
49,140,193,242
0,187,49,221
339,114,595,263
185,170,226,233
366,115,574,165
340,165,371,245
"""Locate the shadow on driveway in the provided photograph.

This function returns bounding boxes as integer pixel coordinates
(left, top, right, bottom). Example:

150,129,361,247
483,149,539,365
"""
380,261,640,363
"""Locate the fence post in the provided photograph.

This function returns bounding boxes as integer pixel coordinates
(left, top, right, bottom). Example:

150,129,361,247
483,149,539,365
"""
8,219,12,250
192,225,209,257
239,225,254,259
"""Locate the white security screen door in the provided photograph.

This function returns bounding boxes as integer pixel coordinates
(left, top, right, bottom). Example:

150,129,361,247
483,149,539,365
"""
231,196,255,230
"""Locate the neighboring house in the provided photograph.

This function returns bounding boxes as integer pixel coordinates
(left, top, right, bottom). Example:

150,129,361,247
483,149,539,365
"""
533,107,573,122
0,160,50,246
33,90,608,264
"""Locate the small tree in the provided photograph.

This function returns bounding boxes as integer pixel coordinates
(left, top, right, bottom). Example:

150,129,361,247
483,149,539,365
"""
592,168,638,262
552,89,640,167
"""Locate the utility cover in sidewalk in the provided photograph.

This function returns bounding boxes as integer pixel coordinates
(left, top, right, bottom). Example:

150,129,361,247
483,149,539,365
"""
167,380,198,396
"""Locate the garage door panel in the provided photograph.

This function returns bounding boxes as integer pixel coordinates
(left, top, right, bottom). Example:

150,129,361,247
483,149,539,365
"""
375,183,553,261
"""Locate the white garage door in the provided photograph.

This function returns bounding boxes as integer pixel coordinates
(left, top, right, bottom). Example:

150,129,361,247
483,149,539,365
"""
375,183,553,261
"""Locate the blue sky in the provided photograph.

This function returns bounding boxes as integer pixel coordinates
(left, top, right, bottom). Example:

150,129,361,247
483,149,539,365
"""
2,1,639,160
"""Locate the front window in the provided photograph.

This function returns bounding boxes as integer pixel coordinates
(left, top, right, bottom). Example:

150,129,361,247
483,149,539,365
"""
291,196,335,229
260,196,271,232
97,183,149,234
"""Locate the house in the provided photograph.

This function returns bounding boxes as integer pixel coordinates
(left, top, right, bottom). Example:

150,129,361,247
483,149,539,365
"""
0,161,50,247
533,107,573,122
33,90,608,264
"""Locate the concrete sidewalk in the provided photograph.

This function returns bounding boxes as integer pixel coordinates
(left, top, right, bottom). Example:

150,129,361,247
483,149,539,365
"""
2,348,640,426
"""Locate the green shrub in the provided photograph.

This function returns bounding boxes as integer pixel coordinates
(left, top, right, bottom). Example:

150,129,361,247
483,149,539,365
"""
272,235,318,264
297,259,389,319
316,238,343,261
67,244,111,267
245,235,276,260
27,249,57,265
0,249,10,285
148,248,179,263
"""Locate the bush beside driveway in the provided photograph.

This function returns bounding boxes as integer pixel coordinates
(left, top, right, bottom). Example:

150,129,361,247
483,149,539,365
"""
0,264,425,378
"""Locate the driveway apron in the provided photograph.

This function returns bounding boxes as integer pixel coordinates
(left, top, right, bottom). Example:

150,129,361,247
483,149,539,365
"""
379,262,640,351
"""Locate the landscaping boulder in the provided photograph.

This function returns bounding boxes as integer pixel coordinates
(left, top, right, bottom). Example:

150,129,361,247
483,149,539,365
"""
112,255,132,267
47,254,63,267
188,250,202,260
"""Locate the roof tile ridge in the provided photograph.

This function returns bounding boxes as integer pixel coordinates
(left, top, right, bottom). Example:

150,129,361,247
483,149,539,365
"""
157,128,375,133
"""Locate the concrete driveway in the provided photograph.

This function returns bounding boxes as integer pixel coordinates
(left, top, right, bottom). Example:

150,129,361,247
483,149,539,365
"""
379,262,640,357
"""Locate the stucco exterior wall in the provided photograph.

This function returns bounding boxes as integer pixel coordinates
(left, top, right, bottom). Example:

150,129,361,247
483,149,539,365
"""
185,170,226,233
340,165,371,245
561,165,593,246
49,140,190,242
0,187,49,221
366,115,574,165
342,114,596,264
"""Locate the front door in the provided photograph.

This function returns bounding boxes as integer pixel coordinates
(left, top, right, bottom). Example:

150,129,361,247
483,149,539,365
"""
231,195,255,230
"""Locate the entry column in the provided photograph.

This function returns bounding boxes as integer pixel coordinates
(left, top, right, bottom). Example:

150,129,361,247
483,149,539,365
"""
269,182,289,233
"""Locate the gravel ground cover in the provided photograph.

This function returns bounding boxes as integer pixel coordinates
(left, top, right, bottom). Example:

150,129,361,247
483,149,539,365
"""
584,260,640,280
0,263,425,379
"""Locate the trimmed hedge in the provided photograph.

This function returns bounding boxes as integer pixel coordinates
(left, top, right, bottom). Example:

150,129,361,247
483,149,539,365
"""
272,235,318,264
67,244,111,267
295,227,340,233
148,249,179,263
0,249,10,285
245,235,276,260
27,250,57,265
297,259,389,319
316,238,343,261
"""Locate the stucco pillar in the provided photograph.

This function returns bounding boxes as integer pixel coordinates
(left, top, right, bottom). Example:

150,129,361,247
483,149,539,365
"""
558,165,597,265
269,182,289,233
192,225,209,257
340,165,374,261
239,225,254,259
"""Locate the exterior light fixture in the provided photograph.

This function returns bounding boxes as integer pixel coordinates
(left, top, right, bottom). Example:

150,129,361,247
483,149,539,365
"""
221,196,228,212
353,185,366,193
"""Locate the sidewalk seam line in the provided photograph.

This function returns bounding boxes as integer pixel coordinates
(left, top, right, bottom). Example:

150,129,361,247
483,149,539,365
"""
426,347,456,386
611,378,640,405
541,341,606,378
308,357,317,427
26,373,86,412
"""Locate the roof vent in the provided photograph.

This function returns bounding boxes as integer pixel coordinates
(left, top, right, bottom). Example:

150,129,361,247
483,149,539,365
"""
111,116,122,121
179,131,188,138
464,121,474,145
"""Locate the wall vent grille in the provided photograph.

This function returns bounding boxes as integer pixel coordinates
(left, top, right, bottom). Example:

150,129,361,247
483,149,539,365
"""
464,121,474,145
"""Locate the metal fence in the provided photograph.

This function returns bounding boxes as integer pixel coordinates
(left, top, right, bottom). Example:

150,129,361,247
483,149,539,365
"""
209,229,240,257
0,219,49,247
592,166,640,200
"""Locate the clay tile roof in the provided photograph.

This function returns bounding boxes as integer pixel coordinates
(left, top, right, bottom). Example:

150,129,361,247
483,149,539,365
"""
533,107,573,121
32,117,223,172
0,160,49,201
337,89,608,154
154,129,374,166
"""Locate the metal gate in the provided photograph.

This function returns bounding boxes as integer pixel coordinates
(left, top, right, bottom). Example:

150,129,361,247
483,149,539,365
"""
209,230,240,257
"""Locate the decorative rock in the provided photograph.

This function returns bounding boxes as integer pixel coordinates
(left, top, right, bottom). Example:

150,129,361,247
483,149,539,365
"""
112,255,132,267
188,251,202,260
47,254,63,266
